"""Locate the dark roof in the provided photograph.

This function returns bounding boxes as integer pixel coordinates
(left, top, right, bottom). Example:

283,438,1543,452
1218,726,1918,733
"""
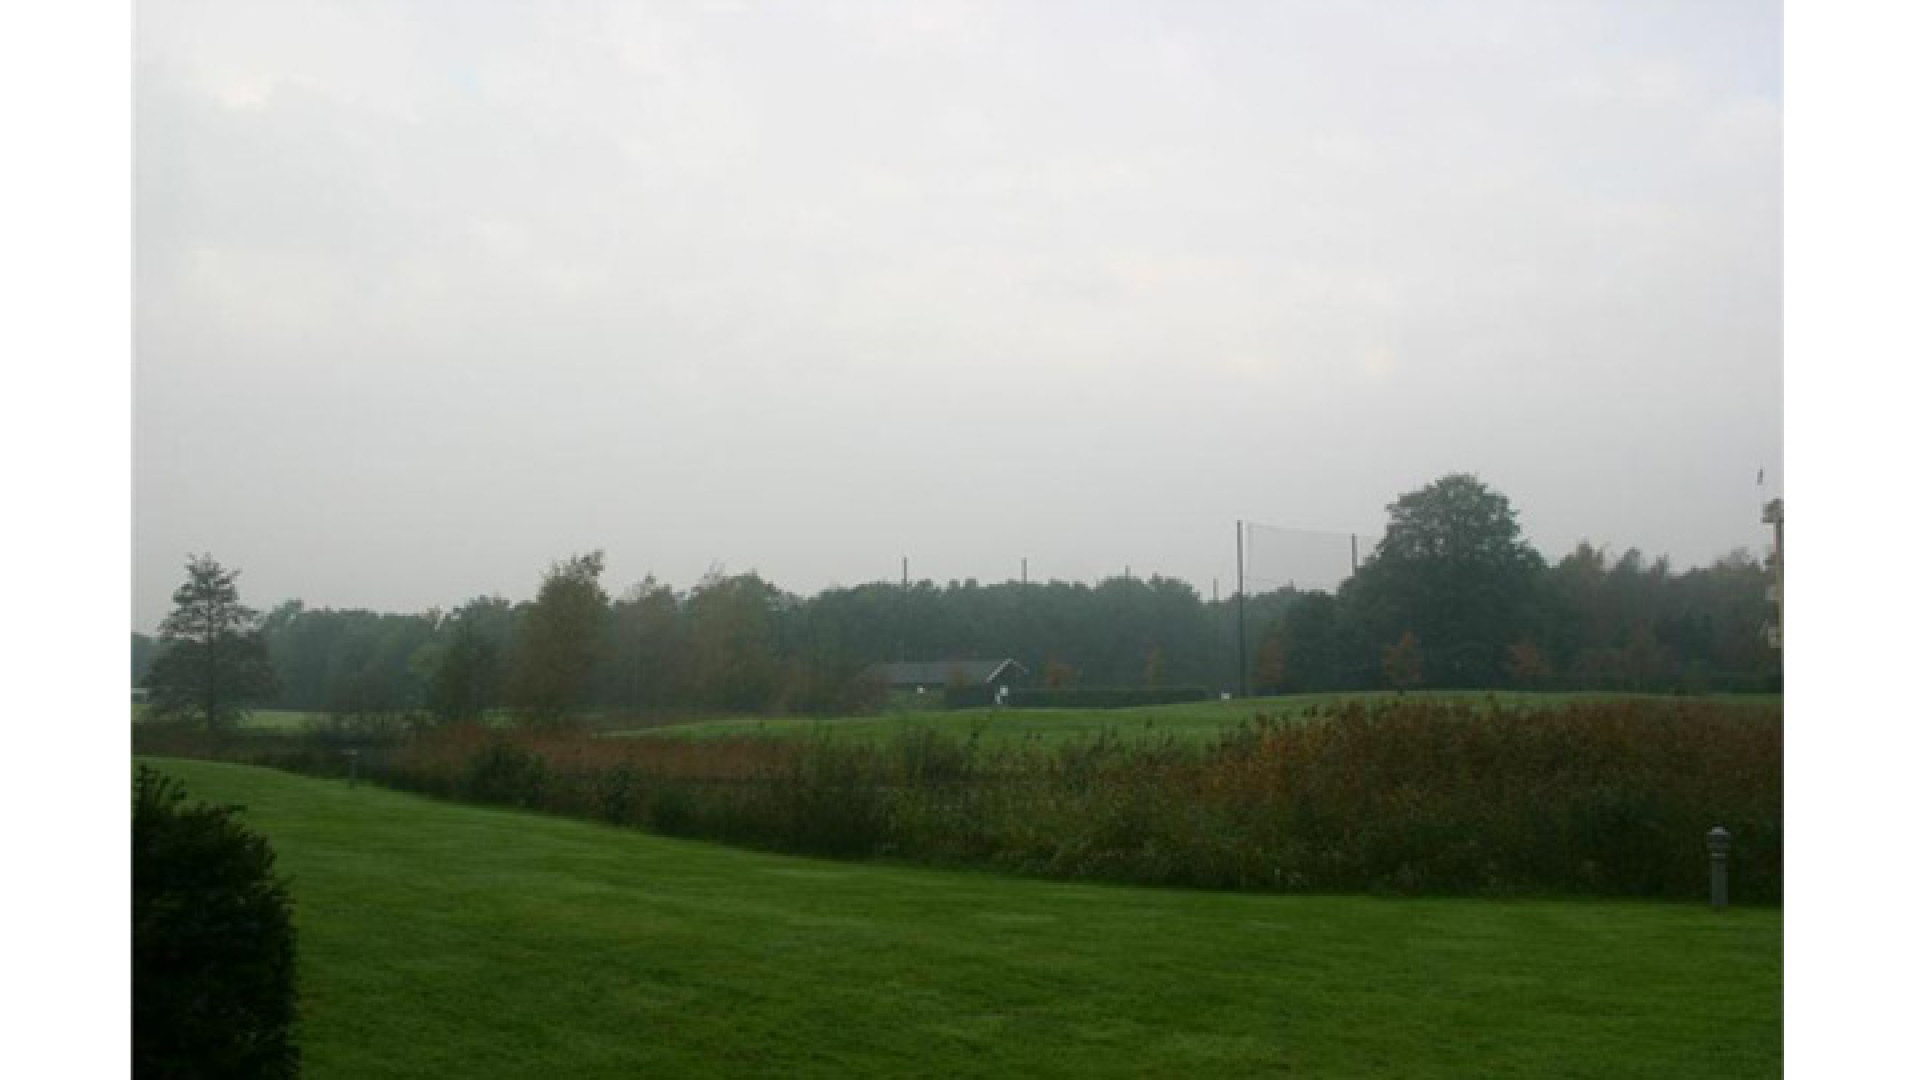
866,659,1027,687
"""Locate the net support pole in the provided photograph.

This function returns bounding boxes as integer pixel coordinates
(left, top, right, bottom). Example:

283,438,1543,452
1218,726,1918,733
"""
1237,520,1247,699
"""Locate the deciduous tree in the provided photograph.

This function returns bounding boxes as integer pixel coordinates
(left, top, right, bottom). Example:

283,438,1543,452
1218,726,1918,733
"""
1504,638,1553,688
430,597,514,723
1253,632,1287,693
1345,474,1545,687
508,552,610,724
604,579,684,709
684,572,785,711
1382,631,1424,693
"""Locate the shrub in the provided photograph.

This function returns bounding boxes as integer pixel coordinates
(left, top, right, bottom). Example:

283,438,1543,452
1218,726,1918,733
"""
1003,686,1210,709
196,698,1784,903
773,738,889,857
941,684,997,709
781,664,890,716
132,765,299,1079
461,738,548,807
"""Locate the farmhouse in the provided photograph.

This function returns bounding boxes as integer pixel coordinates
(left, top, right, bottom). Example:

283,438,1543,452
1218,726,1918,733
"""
866,659,1028,693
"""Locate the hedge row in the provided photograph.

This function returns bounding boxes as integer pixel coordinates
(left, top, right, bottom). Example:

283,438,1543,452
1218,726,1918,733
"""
349,699,1781,901
944,685,1212,709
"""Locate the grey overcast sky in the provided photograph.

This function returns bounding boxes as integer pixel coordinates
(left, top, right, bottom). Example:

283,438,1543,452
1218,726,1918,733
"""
133,0,1782,631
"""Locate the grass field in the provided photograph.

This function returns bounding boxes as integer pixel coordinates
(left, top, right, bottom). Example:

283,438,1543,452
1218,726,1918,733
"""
132,691,1783,748
132,706,323,733
611,689,1783,745
138,757,1782,1078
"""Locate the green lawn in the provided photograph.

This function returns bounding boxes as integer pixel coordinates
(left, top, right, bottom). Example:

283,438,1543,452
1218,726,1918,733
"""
130,691,1783,747
611,689,1783,745
138,758,1782,1078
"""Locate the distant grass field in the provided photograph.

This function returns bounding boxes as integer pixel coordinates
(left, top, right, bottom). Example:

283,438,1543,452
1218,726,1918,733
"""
612,690,1783,745
137,758,1782,1078
131,690,1783,747
132,706,322,732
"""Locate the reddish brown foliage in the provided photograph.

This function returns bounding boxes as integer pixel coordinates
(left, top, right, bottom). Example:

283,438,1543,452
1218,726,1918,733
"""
212,700,1786,901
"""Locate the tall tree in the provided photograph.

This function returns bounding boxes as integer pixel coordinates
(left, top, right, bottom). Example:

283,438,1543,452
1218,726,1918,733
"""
1344,474,1546,687
1270,591,1368,691
1252,630,1288,693
602,578,684,709
683,572,785,712
507,552,610,724
132,632,161,688
145,555,279,732
429,596,514,723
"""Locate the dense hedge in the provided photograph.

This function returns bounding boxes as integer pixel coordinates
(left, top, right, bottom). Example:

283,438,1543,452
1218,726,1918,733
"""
948,680,1213,707
133,765,300,1079
348,700,1782,902
940,684,998,709
944,686,1213,709
1012,686,1211,708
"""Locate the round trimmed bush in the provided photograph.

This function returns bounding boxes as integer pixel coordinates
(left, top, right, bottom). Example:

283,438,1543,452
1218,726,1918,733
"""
133,766,299,1078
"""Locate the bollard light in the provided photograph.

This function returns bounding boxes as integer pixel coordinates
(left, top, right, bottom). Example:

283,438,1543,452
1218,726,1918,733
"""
1707,826,1731,910
345,748,360,788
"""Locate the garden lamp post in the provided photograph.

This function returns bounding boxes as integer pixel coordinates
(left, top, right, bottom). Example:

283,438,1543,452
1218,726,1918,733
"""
1707,826,1731,910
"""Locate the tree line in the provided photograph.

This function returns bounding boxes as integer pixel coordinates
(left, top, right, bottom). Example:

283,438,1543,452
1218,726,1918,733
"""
1257,474,1780,694
134,474,1781,730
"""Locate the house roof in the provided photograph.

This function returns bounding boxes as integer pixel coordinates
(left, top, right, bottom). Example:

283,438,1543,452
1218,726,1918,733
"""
866,659,1027,687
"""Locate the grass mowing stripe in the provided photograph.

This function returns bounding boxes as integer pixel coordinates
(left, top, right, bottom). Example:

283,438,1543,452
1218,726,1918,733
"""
138,758,1781,1078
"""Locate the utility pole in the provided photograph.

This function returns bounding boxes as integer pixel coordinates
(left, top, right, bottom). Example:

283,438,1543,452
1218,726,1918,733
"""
1350,533,1359,576
1021,557,1027,586
1236,520,1247,700
902,556,909,588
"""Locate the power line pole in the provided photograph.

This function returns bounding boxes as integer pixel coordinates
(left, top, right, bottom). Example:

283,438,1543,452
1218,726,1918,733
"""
896,556,907,661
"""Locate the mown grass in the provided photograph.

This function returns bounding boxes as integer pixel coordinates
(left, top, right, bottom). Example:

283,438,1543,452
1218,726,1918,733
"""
132,691,1783,746
138,757,1782,1078
612,689,1782,745
133,706,324,733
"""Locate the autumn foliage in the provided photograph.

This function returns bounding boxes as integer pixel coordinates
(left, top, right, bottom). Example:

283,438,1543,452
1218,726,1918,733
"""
352,699,1781,901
